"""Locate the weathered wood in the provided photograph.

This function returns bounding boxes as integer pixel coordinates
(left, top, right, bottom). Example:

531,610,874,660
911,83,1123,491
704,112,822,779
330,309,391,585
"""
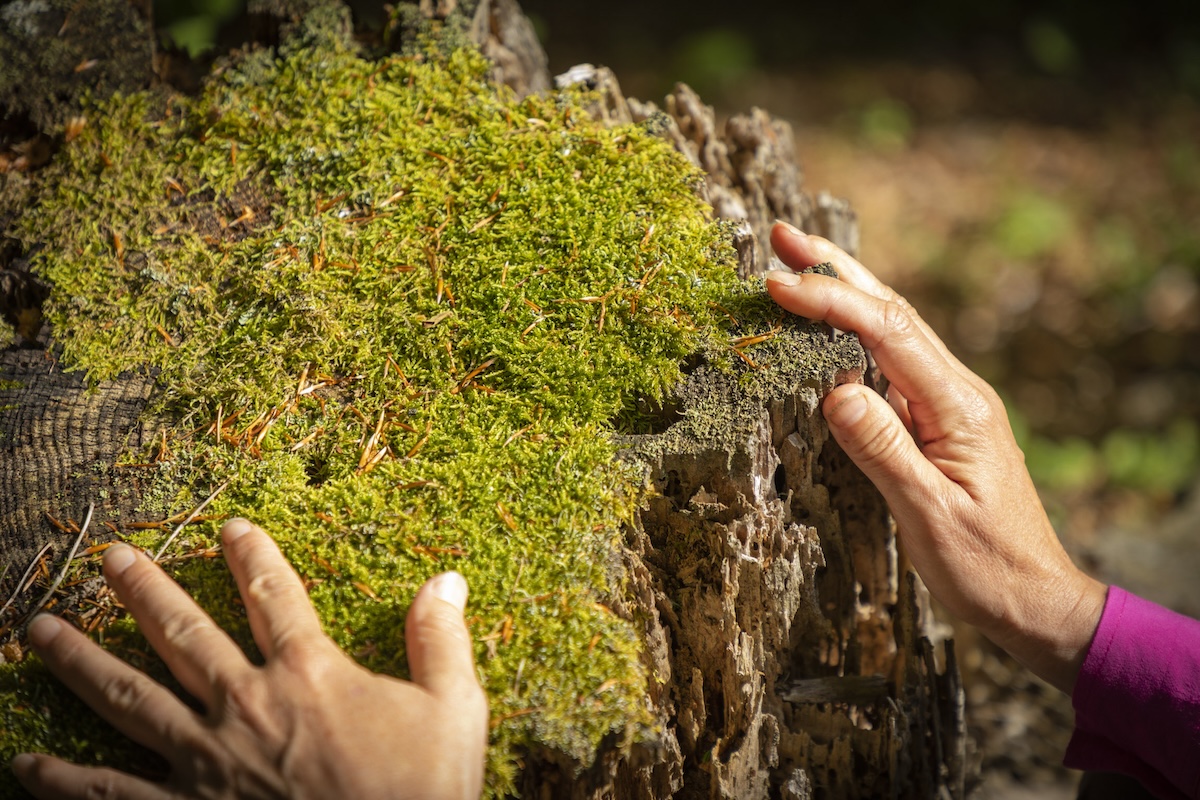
0,345,157,585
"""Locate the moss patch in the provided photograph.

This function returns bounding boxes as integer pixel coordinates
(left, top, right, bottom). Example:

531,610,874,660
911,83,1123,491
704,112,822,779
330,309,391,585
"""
0,34,827,797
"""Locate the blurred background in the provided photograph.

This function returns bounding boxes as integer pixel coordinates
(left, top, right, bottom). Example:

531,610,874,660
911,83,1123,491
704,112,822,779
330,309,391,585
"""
162,1,1200,796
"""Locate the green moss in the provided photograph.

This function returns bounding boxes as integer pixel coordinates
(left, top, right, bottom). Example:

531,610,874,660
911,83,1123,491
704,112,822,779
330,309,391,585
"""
0,38,815,797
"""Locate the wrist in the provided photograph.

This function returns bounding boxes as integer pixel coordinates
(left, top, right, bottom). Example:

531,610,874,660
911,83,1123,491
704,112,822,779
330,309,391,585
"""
990,566,1108,694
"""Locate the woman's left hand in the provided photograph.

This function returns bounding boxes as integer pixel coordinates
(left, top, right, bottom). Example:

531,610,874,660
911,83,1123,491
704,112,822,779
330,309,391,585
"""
11,518,488,799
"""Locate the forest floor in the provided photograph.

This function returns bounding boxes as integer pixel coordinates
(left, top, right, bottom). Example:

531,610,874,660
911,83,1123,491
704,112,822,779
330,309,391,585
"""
711,64,1200,798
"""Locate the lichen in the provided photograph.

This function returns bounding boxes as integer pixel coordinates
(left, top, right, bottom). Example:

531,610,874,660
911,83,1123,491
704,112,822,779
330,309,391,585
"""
0,35,819,798
632,285,858,456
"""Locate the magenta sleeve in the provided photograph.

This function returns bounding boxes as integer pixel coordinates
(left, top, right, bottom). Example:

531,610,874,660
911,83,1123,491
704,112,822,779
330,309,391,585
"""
1064,585,1200,800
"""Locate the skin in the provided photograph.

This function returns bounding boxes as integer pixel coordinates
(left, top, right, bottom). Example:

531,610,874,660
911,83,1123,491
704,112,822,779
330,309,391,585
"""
765,220,1108,694
10,518,488,799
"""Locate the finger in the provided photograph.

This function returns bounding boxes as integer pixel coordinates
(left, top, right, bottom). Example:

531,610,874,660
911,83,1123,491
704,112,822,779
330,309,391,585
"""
103,543,250,708
822,384,961,519
24,615,204,758
219,519,326,663
771,221,892,298
765,270,967,418
405,572,483,701
11,753,165,800
770,222,977,380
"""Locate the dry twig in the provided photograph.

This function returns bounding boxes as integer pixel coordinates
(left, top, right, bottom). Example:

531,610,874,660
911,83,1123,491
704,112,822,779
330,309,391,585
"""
153,480,230,562
27,504,94,619
0,544,51,618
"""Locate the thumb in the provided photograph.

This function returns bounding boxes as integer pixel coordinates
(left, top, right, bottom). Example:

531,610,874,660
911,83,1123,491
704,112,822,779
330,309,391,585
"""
405,572,481,699
823,385,944,516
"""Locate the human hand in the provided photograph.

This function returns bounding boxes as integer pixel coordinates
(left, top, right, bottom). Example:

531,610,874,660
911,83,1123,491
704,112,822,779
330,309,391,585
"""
10,519,488,799
765,221,1107,694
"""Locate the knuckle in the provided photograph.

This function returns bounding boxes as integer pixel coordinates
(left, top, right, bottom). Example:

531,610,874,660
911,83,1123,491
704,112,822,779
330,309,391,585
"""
213,669,280,738
881,299,916,339
279,646,337,687
808,233,836,254
100,671,150,717
246,571,290,605
82,774,121,800
215,668,266,717
159,609,211,652
957,386,997,427
853,417,909,471
979,382,1007,413
171,735,228,782
416,607,472,647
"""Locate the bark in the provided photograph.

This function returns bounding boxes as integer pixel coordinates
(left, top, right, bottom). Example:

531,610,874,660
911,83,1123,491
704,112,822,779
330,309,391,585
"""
0,1,968,796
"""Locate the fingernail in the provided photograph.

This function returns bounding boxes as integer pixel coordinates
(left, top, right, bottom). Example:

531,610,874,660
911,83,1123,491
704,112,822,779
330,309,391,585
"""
765,269,802,287
826,390,868,428
429,571,468,612
27,615,62,648
774,219,805,238
10,753,35,776
104,543,138,576
222,518,254,543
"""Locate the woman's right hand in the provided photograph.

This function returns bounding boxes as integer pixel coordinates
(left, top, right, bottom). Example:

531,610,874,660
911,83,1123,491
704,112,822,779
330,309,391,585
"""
765,221,1107,693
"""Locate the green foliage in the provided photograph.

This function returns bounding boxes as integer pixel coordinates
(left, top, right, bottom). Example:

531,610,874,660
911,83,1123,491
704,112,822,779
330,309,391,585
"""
670,28,756,96
1024,19,1079,76
859,98,914,152
1022,434,1100,492
994,191,1075,261
1101,419,1200,493
157,0,241,56
0,39,766,796
1174,41,1200,95
1011,401,1199,495
1091,219,1141,285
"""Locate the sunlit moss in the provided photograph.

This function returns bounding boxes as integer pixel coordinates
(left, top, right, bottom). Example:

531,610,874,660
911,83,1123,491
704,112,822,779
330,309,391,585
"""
0,35,785,795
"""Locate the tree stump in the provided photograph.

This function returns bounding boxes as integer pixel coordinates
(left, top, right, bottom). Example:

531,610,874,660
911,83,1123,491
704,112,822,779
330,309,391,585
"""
0,1,968,796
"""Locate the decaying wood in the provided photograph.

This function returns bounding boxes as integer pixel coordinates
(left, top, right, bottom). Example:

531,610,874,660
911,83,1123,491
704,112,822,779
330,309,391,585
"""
0,1,967,795
0,344,157,580
513,339,965,798
467,0,550,98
